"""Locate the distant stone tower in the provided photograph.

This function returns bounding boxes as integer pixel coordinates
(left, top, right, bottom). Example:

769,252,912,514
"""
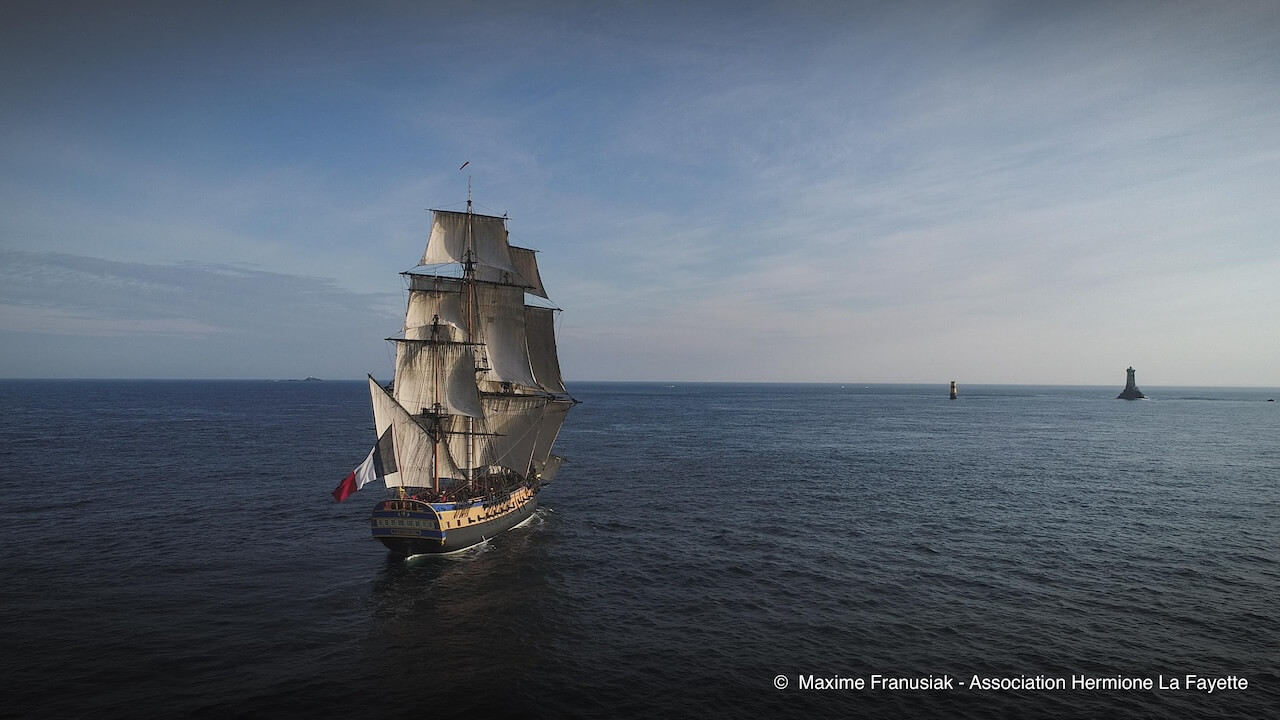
1117,367,1146,400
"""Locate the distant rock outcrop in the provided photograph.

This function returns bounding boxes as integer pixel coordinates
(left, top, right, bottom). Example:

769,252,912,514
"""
1117,367,1145,400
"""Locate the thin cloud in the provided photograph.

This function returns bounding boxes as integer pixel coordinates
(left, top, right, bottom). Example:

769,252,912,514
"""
0,251,402,378
2,2,1279,383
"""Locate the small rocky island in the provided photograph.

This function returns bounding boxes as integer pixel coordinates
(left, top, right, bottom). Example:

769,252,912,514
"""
1117,366,1146,400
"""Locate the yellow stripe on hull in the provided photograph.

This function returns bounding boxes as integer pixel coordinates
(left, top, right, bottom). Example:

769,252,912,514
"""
371,485,539,555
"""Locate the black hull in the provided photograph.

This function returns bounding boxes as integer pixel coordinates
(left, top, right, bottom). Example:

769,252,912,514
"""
371,492,538,557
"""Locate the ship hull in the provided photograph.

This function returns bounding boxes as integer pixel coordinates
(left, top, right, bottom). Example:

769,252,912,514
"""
370,486,539,556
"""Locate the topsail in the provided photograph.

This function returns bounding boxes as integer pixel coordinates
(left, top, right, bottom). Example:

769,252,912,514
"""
341,193,576,556
386,204,574,492
420,210,516,274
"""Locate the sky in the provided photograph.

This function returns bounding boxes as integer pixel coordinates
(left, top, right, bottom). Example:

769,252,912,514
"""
2,0,1278,385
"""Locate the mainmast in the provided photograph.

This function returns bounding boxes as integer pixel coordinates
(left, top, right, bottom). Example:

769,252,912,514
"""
430,317,441,493
385,180,574,501
463,181,477,492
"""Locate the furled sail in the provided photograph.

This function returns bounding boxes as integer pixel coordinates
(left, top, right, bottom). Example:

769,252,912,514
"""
368,375,464,487
420,210,515,274
525,306,567,394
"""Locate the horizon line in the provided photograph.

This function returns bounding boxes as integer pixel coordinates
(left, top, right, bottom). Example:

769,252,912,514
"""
2,377,1278,390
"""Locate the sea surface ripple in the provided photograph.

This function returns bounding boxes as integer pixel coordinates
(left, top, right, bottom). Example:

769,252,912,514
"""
0,380,1275,718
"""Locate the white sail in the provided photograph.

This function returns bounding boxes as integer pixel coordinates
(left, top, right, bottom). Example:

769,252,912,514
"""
525,306,567,394
404,277,467,338
539,454,565,483
392,340,485,419
482,395,548,475
510,246,547,298
363,202,574,498
420,210,516,274
475,246,546,296
444,415,492,478
531,399,573,470
474,283,538,389
368,376,465,487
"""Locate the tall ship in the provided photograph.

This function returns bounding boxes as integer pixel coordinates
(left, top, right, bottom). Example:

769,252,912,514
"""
333,192,575,556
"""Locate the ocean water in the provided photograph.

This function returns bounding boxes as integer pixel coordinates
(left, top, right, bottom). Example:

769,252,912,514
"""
0,380,1276,719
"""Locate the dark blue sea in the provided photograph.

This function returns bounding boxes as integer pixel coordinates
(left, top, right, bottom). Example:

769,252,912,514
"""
0,380,1276,719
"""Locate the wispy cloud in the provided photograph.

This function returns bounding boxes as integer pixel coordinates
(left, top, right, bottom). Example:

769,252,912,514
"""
2,2,1279,383
0,250,402,378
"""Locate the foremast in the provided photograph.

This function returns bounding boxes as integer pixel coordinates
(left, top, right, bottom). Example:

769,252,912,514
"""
374,195,574,501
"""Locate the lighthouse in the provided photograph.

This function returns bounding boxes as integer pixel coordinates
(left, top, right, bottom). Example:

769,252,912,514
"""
1117,367,1146,400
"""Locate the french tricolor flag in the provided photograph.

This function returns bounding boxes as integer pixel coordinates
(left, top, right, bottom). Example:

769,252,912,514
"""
332,427,397,502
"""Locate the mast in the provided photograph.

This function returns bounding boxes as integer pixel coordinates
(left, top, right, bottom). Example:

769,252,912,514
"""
463,178,477,492
382,181,574,502
431,316,441,492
